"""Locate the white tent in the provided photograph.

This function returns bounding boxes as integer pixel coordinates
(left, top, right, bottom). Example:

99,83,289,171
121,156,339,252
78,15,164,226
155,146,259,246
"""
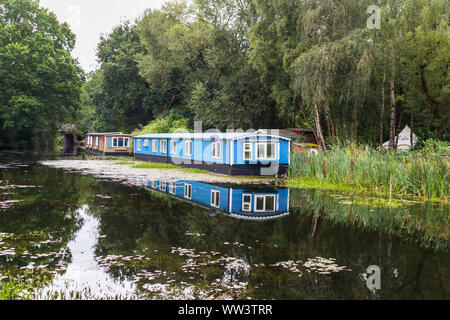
383,125,418,151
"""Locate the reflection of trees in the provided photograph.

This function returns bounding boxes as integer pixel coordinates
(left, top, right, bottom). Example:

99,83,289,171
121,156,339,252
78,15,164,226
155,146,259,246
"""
0,164,98,279
4,160,446,299
290,188,449,251
289,188,449,299
90,185,449,299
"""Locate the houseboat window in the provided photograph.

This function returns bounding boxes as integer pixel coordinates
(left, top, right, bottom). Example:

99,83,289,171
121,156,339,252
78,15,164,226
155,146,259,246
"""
184,183,192,199
95,137,99,147
256,142,277,160
124,138,129,147
265,195,275,211
254,195,276,212
143,139,149,147
170,140,177,155
244,143,252,160
160,181,167,192
211,190,220,208
169,183,176,194
255,196,265,211
185,141,193,156
151,180,157,189
152,140,158,152
212,142,221,159
113,138,118,147
242,194,252,212
136,139,142,151
161,140,167,154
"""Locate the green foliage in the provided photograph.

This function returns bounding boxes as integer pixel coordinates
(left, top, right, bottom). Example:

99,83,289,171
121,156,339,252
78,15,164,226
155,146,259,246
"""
0,0,82,150
73,0,448,144
289,140,449,200
131,111,191,136
131,163,182,169
84,21,156,133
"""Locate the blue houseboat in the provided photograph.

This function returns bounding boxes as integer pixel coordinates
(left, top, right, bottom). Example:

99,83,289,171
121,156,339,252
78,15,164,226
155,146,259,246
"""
143,179,290,221
133,130,291,176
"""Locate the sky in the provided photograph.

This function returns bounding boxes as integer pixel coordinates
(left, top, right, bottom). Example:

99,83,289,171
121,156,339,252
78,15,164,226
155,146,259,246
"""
39,0,167,72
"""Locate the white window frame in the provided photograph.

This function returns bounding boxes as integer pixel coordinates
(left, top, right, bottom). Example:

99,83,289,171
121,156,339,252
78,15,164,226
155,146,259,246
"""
211,190,220,208
256,142,277,161
169,182,176,195
185,141,193,156
151,180,157,189
136,139,142,151
212,142,222,159
254,195,276,212
160,181,167,192
152,140,158,153
160,140,167,154
242,194,252,212
112,138,118,148
170,140,177,155
95,136,99,147
143,139,149,147
243,143,252,161
184,183,192,199
124,138,129,147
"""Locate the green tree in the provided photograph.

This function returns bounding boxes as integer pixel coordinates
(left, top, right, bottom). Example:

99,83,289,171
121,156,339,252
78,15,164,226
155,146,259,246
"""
88,21,155,133
0,0,82,150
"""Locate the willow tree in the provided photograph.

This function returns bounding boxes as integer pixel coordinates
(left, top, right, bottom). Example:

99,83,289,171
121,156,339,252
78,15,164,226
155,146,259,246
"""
292,29,374,147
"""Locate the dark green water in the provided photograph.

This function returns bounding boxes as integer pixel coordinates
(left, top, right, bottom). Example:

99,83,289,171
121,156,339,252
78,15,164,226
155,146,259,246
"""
0,153,448,299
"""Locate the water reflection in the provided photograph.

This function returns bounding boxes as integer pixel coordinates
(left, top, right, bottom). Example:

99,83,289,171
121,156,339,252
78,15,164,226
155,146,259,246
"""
0,157,448,300
41,205,137,299
142,178,291,221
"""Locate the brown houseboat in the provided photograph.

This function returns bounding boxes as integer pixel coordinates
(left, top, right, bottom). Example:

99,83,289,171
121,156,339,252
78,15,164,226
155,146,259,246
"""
85,132,132,156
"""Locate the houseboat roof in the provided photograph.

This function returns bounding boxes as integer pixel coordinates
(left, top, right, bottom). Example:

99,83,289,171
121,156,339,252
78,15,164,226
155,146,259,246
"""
135,130,291,141
87,132,131,137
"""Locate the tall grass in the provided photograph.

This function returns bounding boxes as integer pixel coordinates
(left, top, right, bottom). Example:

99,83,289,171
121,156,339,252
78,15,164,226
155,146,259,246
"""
289,139,449,200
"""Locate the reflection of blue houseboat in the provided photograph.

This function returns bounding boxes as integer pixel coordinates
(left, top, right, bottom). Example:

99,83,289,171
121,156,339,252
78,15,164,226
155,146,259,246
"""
144,179,290,221
133,130,291,176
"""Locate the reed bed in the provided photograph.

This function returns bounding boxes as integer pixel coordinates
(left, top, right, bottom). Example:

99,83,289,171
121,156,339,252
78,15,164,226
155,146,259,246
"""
289,139,449,200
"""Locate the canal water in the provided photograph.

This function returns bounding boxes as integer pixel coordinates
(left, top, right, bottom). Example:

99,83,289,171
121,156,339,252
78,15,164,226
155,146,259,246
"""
0,153,448,299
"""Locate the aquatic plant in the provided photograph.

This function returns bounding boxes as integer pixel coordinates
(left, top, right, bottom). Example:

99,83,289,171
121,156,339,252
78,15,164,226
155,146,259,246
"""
289,188,449,252
289,140,449,200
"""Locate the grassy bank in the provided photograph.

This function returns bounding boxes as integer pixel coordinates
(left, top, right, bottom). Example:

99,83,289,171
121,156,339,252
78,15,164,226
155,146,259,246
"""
288,140,449,201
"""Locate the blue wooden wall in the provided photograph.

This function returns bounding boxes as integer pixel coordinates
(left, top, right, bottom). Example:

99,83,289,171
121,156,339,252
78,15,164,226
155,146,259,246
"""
134,136,289,165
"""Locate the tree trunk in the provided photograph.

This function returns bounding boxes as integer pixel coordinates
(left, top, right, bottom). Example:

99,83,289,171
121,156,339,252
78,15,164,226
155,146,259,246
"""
313,103,327,149
324,103,333,138
389,79,396,149
410,112,414,150
380,73,386,147
298,98,319,145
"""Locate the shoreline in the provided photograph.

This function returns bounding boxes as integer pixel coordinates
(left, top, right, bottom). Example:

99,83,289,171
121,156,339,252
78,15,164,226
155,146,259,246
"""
39,159,447,205
39,160,281,187
287,177,448,204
